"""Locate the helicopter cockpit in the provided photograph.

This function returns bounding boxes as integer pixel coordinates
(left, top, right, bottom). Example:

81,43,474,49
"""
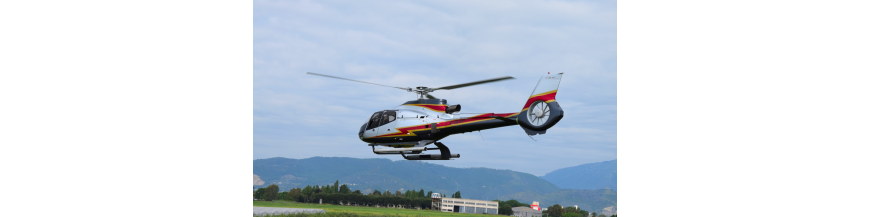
359,110,398,138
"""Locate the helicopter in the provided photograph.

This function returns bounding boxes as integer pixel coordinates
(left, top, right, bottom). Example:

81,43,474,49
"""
307,72,564,160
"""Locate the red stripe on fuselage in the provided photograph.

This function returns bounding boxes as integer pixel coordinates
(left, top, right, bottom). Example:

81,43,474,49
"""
405,104,446,112
522,92,557,110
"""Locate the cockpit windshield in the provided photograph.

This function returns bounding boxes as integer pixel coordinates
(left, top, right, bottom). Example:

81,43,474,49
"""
366,111,383,130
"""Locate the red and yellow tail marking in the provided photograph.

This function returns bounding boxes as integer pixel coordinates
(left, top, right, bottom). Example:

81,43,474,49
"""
522,90,557,111
403,104,447,112
372,112,519,138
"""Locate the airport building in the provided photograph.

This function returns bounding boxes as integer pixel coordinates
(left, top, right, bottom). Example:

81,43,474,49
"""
511,207,542,217
431,193,499,214
511,201,542,217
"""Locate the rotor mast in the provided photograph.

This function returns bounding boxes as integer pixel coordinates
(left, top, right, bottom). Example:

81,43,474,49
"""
414,86,434,100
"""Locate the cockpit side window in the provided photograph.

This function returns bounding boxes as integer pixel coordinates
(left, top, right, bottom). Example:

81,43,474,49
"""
366,111,383,130
379,110,397,127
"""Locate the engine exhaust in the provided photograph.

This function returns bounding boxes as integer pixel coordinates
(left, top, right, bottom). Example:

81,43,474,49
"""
446,104,461,114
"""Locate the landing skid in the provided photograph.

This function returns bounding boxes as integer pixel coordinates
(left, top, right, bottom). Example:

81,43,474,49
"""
402,142,459,160
369,140,433,155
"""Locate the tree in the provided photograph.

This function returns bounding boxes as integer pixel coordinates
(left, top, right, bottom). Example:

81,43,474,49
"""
254,188,266,200
334,180,340,193
395,190,403,197
372,190,382,196
353,190,362,195
453,191,461,198
592,212,597,217
578,210,589,217
597,215,606,217
498,203,514,215
287,187,302,202
302,186,313,195
339,184,351,194
565,206,578,214
545,204,565,217
502,199,529,208
426,191,432,198
264,184,280,201
610,215,617,217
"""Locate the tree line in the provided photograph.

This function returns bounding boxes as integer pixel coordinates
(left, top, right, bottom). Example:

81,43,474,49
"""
254,180,455,210
542,204,616,217
253,180,615,216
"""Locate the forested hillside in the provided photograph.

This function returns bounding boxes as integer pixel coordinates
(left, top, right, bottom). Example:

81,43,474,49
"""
253,157,562,201
540,160,617,191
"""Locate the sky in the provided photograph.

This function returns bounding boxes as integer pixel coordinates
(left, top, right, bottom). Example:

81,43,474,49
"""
253,0,615,176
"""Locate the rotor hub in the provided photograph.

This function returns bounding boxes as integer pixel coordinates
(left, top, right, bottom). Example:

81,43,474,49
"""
527,100,551,126
534,108,544,117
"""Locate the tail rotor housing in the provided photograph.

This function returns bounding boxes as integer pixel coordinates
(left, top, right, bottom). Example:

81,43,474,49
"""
518,73,565,134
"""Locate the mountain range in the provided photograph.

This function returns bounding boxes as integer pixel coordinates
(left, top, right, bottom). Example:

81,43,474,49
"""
253,157,616,211
540,159,617,191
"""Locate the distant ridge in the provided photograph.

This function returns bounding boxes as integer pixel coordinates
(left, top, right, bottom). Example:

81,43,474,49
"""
253,157,616,212
540,160,617,191
253,157,561,200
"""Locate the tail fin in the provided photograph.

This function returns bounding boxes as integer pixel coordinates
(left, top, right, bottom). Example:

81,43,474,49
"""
518,73,565,135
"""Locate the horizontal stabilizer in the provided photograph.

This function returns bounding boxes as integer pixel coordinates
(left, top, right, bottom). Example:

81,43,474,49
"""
523,128,547,135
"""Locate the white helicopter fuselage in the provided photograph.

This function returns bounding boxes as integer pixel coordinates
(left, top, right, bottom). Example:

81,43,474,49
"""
359,98,520,146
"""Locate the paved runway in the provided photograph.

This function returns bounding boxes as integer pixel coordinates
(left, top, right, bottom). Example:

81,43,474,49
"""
253,207,326,215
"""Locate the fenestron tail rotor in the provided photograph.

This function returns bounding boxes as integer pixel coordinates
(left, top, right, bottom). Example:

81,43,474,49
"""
306,72,514,99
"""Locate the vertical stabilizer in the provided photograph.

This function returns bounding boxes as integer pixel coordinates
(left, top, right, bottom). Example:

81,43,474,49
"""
518,73,565,134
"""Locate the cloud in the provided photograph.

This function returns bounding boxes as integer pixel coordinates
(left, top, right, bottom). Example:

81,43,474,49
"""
254,0,616,175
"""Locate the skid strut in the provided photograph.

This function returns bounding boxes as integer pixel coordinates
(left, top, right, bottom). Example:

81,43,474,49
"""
402,142,459,160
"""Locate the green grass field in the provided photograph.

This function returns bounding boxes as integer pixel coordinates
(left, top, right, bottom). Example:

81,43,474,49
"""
254,201,495,217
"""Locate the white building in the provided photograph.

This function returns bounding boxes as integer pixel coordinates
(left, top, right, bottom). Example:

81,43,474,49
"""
431,194,499,214
512,207,542,217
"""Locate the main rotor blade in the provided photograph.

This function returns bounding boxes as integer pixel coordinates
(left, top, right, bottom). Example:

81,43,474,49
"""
307,72,410,91
432,76,515,90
